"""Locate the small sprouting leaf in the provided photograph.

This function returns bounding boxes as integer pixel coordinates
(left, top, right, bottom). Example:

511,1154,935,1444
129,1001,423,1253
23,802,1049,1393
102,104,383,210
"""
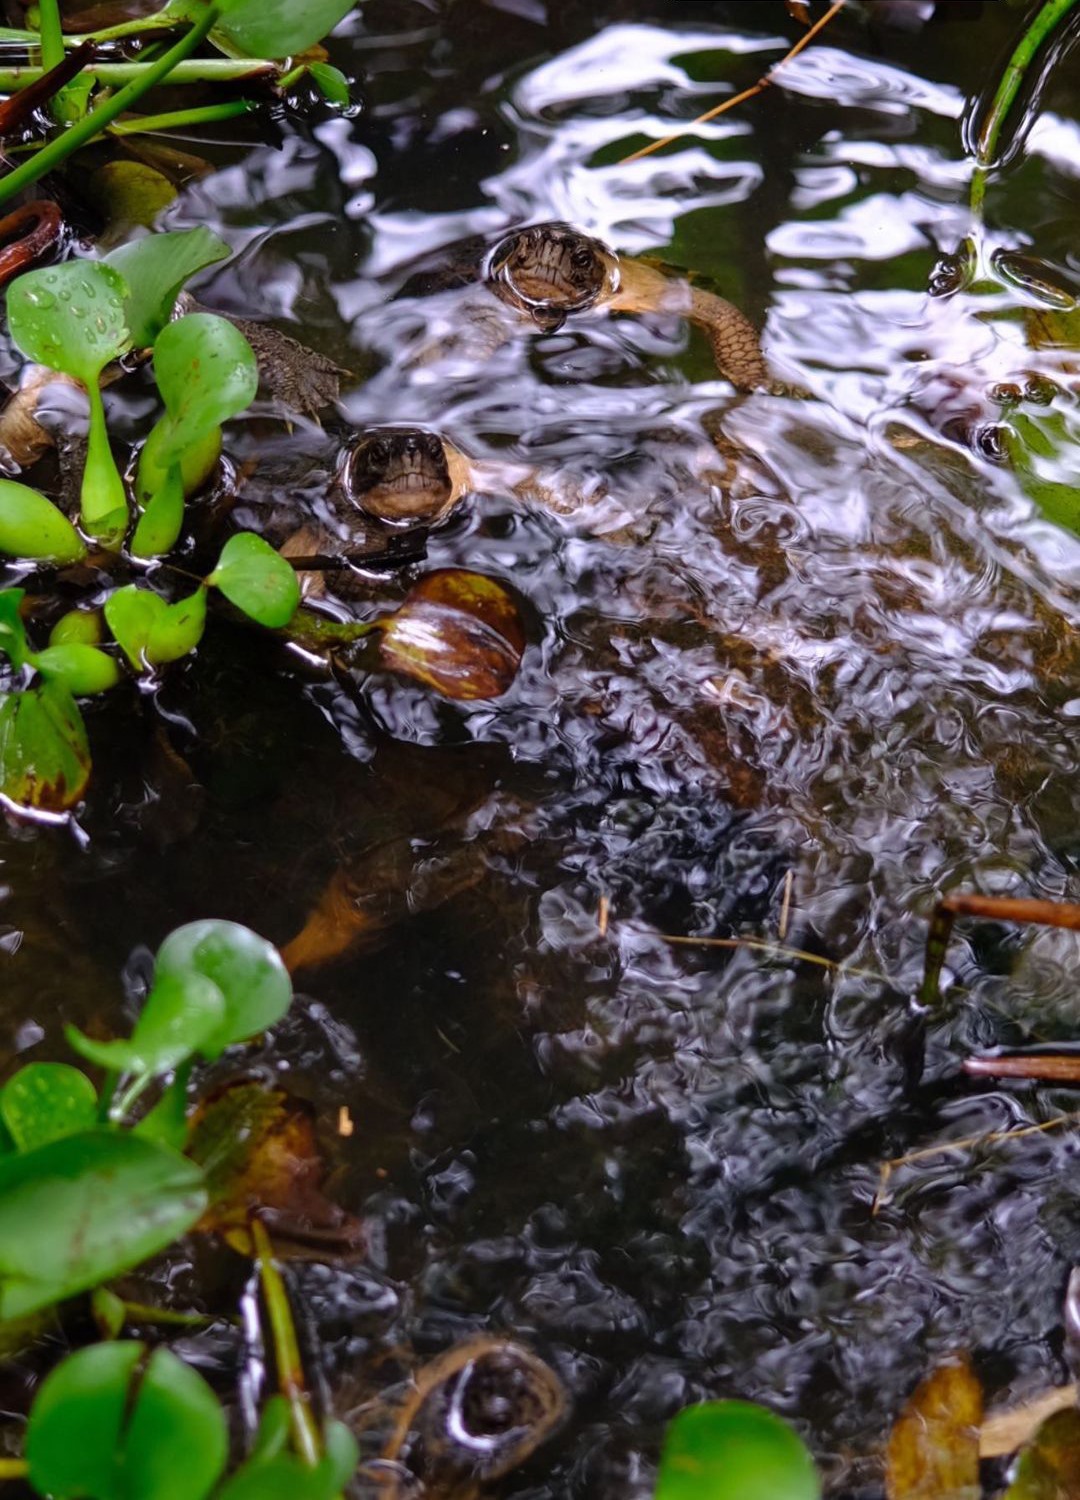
50,609,104,648
308,62,351,106
1004,1407,1080,1498
376,568,526,699
152,313,258,461
0,1131,206,1319
0,588,29,669
6,260,130,388
208,532,300,628
885,1355,982,1500
104,584,207,669
655,1401,821,1500
31,644,121,696
0,1064,97,1152
186,1079,364,1257
26,1342,228,1500
155,919,292,1055
0,479,86,563
0,680,91,812
66,969,226,1079
106,226,229,347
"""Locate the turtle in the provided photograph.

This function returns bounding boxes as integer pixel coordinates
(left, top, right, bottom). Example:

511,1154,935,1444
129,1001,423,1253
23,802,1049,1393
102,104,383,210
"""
351,1335,568,1499
389,220,771,392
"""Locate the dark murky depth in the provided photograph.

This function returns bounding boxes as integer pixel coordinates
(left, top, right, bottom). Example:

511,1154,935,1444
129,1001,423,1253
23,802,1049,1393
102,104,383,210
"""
6,1,1080,1493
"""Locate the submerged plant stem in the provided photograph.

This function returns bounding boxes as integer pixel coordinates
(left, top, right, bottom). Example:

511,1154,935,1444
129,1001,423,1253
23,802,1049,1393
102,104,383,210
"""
108,98,254,135
252,1217,321,1468
970,0,1080,212
0,56,272,93
0,7,221,208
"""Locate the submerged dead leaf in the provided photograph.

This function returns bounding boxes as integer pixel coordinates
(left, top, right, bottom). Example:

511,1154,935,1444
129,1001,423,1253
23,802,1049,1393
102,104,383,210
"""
982,1387,1080,1460
886,1355,982,1500
1005,1407,1080,1499
186,1080,364,1260
377,569,525,700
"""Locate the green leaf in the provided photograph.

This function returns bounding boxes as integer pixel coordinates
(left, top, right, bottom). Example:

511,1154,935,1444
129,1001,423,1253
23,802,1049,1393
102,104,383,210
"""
0,1064,97,1152
1003,1406,1080,1498
31,644,121,696
0,479,86,563
1003,408,1080,538
152,312,258,462
175,0,356,60
155,919,291,1057
655,1402,821,1500
26,1342,228,1500
131,465,185,560
208,532,300,628
104,584,207,669
134,1068,192,1150
0,679,91,812
216,1423,358,1500
308,62,350,106
66,969,226,1078
0,1131,206,1319
49,609,104,647
6,261,131,545
0,588,29,669
105,226,229,347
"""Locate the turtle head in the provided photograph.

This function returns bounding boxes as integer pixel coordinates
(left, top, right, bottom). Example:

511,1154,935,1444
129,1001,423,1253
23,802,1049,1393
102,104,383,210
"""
487,223,611,331
344,428,455,524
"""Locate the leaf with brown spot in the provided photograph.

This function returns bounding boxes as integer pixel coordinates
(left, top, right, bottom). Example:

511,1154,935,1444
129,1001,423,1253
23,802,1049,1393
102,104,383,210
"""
886,1355,982,1500
186,1079,364,1260
0,680,91,812
376,569,525,701
1005,1407,1080,1499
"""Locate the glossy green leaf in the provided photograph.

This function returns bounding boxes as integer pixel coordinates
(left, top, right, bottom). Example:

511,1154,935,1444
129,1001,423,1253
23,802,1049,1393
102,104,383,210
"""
216,1422,358,1500
106,226,230,347
1003,409,1080,538
26,1342,228,1500
152,312,258,463
0,1064,97,1152
655,1402,821,1500
6,261,131,546
104,584,207,669
208,532,300,628
175,0,356,60
0,479,86,563
0,679,91,812
155,919,291,1057
308,62,350,106
49,609,104,648
0,588,29,669
31,644,121,696
131,465,185,560
0,1131,206,1319
66,969,226,1078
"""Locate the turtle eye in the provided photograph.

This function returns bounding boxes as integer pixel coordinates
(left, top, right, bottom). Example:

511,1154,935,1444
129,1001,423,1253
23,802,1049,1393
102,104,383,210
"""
369,438,390,465
424,433,443,459
571,245,593,270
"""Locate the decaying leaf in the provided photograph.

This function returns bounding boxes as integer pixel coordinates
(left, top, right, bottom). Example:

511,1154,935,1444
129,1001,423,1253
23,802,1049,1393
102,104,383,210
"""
982,1387,1080,1460
886,1354,982,1500
377,569,526,700
0,681,91,813
1003,1407,1080,1499
186,1079,363,1260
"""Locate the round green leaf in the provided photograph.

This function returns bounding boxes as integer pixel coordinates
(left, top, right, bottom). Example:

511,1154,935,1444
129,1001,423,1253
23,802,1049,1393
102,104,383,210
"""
308,62,350,106
183,0,356,59
32,644,121,696
208,532,300,628
0,680,91,812
66,968,226,1079
147,586,207,664
104,584,206,669
655,1402,821,1500
155,919,291,1056
27,1342,228,1500
0,1131,206,1319
50,609,104,648
0,1063,97,1152
0,479,86,563
153,312,258,462
7,260,131,386
106,226,230,348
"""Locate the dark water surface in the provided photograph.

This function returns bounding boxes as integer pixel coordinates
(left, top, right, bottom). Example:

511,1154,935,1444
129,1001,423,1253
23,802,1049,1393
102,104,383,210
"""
6,1,1080,1493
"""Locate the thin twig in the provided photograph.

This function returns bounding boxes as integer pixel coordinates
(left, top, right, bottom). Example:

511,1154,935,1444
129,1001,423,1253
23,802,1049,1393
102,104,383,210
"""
619,0,846,165
657,930,888,983
778,869,794,942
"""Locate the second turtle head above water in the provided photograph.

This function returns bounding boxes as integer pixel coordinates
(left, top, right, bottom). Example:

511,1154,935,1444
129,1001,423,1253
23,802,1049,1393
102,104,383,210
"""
486,223,614,332
345,427,457,525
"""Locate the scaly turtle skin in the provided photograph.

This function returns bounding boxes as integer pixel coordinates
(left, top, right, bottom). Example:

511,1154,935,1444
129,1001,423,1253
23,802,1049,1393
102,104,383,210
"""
396,220,770,392
354,1336,567,1500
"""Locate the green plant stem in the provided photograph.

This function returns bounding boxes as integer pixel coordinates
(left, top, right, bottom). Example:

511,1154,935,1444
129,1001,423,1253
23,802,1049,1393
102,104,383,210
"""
108,98,254,135
0,56,273,93
252,1218,321,1468
118,1298,218,1327
37,0,64,70
0,1460,28,1480
0,7,222,209
971,0,1080,212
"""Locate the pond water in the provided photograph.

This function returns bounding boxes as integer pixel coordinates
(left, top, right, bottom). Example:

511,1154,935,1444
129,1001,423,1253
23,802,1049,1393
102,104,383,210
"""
5,1,1080,1494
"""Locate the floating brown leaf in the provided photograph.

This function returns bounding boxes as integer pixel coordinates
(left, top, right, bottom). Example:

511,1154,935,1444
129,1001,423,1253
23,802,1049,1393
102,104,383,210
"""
377,569,525,701
186,1080,364,1260
886,1354,982,1500
1004,1407,1080,1499
983,1387,1080,1459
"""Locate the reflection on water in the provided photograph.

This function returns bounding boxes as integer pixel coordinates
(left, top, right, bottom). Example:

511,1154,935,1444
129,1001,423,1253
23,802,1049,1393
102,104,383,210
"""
6,1,1080,1494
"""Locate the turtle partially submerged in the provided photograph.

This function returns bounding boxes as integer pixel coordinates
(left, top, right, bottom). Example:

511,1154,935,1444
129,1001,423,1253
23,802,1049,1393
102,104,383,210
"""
352,1335,567,1499
392,220,770,392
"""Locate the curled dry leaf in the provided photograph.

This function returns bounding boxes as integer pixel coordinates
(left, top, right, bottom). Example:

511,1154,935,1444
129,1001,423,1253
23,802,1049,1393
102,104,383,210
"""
377,568,526,701
982,1386,1080,1460
186,1079,364,1260
886,1354,982,1500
